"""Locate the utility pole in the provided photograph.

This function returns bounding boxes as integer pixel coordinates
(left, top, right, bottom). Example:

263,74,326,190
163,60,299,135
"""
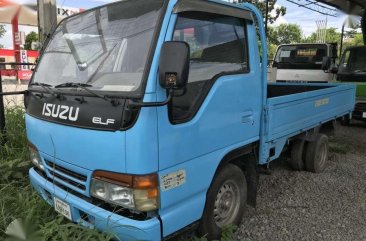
362,11,366,45
340,23,345,56
37,0,57,48
265,0,269,37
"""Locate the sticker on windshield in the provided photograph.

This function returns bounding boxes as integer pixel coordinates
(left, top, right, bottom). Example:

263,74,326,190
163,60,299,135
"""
160,170,186,191
280,50,291,58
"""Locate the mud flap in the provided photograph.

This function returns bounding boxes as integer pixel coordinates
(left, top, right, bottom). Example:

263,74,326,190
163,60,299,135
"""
243,154,259,207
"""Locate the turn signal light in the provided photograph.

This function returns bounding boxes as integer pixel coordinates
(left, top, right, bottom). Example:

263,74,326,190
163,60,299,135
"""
91,171,159,212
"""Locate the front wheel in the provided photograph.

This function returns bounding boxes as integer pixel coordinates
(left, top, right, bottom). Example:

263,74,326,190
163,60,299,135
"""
198,164,247,240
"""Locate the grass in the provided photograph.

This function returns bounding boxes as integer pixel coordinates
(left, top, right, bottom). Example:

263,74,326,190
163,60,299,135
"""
0,107,235,241
0,107,114,241
329,141,348,155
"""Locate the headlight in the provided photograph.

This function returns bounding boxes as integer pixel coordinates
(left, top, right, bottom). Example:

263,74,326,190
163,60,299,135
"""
29,143,44,171
90,171,159,212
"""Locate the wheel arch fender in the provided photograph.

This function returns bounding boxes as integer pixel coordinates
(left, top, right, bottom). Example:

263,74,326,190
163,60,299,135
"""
208,143,259,207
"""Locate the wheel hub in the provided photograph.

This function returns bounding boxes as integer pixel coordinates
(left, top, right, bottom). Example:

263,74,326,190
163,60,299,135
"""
213,180,240,228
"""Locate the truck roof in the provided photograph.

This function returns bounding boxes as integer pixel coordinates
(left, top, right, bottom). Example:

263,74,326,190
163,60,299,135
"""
343,45,366,51
277,43,331,47
174,0,253,21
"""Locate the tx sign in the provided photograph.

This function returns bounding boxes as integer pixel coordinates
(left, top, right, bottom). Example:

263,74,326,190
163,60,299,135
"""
57,6,84,18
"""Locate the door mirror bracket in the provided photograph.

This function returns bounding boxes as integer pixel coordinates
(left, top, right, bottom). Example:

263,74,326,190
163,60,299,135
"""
128,41,190,109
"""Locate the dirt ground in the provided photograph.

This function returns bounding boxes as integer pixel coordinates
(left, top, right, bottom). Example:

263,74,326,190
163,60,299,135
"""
235,121,366,241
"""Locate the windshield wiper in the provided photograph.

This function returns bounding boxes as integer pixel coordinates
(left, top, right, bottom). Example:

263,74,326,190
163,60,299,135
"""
54,82,120,106
29,82,56,96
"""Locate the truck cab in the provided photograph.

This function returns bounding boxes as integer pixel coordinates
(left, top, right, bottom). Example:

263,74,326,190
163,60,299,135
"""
26,1,355,241
337,46,366,121
270,43,338,83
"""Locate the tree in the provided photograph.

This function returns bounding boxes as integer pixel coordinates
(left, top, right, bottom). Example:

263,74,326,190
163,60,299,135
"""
304,28,341,44
361,13,365,45
24,31,39,50
0,24,6,49
268,24,303,45
235,0,286,24
342,34,364,51
352,34,364,46
0,24,5,38
0,24,6,48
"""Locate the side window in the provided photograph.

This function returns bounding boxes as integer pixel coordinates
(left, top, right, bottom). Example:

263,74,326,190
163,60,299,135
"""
170,12,248,124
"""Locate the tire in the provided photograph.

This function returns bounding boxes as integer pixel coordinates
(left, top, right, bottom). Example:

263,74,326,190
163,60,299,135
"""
305,134,329,173
289,139,306,171
198,164,247,240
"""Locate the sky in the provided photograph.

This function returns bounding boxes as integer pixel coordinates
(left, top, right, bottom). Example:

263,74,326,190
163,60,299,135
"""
0,0,358,49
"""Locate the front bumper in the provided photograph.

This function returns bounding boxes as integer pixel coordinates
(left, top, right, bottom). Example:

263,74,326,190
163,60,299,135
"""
353,101,366,121
29,168,162,241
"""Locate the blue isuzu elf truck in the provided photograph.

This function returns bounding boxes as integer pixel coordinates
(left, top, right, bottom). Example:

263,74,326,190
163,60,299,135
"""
25,0,356,240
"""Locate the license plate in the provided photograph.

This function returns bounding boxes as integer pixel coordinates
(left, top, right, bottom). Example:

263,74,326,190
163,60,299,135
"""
363,112,366,118
54,197,72,220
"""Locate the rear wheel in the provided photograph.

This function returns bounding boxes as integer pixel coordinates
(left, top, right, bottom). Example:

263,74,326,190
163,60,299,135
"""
305,134,329,173
289,139,307,171
198,164,247,240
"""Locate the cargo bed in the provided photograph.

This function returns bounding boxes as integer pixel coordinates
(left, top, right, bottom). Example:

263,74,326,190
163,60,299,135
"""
259,83,356,164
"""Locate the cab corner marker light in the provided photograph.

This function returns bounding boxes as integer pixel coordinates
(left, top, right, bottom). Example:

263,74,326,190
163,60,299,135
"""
91,171,159,212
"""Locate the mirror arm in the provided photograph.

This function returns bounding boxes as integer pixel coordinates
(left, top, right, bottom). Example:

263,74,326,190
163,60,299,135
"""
128,89,174,109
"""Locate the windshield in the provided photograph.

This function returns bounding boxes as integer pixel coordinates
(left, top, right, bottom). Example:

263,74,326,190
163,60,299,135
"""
339,48,366,75
32,0,164,94
274,44,328,70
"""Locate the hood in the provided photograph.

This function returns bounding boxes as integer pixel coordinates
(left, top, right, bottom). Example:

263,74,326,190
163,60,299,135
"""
26,114,127,173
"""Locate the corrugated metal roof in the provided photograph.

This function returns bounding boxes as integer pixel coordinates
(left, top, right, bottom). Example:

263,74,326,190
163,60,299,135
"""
317,0,366,15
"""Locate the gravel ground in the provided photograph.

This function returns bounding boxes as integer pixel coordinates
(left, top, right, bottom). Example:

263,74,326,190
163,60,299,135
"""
235,121,366,241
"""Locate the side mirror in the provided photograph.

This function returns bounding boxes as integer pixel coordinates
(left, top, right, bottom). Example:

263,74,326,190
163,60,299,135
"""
321,56,331,71
330,43,338,59
330,63,338,74
330,66,338,74
159,41,190,90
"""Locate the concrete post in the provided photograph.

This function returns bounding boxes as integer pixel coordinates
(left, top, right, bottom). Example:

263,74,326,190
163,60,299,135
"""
37,0,57,47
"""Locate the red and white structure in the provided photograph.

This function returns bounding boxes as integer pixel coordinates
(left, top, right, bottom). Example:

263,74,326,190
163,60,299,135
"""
0,0,84,81
0,48,38,80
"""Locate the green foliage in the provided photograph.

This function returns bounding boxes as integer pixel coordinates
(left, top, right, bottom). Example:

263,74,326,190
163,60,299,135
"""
268,24,303,46
0,107,115,241
265,24,303,60
350,34,364,46
24,31,39,50
193,225,237,241
236,0,286,24
361,14,366,45
304,27,340,44
0,24,6,49
0,24,5,39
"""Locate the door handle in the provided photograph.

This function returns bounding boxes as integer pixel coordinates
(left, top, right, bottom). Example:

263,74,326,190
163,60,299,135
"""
241,111,254,125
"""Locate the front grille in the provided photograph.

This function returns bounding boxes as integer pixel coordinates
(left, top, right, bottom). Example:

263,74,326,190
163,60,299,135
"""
44,160,88,192
48,170,86,190
45,160,87,182
355,102,366,112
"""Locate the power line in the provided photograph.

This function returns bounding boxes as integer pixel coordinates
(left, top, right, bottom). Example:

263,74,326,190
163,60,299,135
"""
286,0,338,17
